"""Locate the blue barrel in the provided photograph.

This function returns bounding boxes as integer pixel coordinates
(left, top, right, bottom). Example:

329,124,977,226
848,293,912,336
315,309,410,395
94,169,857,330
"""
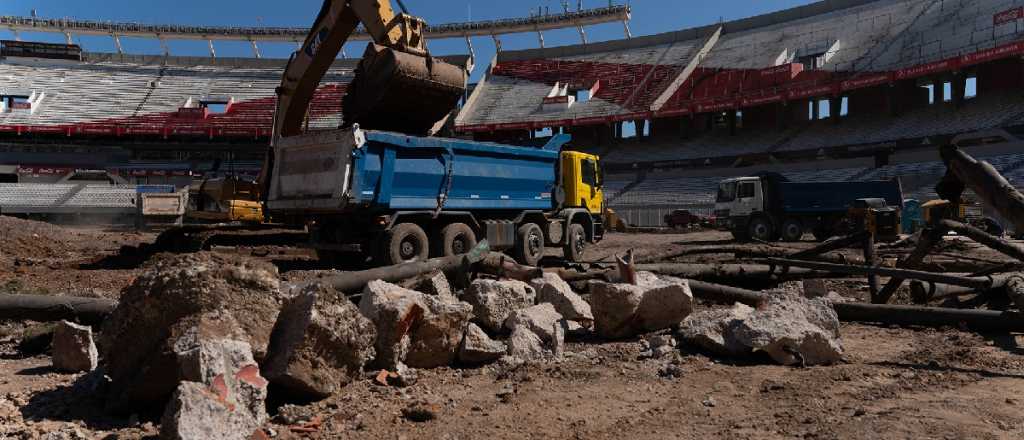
902,199,921,234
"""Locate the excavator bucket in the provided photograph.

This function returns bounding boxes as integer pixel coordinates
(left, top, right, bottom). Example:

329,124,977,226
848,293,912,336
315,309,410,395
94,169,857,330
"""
342,43,467,135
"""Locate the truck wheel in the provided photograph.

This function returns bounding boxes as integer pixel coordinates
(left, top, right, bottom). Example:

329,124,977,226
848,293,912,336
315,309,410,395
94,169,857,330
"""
563,223,587,263
382,223,429,265
780,218,804,242
437,223,477,257
748,216,775,242
513,223,545,266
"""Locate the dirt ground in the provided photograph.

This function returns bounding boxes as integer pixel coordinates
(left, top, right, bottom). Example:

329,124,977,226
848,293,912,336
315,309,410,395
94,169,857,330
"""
1,220,1024,439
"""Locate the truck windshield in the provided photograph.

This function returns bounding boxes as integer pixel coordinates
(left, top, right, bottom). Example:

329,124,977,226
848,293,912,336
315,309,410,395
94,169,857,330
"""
717,182,737,203
582,159,599,188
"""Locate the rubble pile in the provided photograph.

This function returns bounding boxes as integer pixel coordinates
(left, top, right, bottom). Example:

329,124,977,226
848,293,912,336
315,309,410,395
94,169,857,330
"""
99,253,285,411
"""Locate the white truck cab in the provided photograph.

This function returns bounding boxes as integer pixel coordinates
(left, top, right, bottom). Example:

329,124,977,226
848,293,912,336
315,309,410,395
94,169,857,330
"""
715,177,764,228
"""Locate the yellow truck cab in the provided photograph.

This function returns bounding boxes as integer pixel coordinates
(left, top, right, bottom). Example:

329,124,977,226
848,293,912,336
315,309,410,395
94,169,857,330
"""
560,150,604,215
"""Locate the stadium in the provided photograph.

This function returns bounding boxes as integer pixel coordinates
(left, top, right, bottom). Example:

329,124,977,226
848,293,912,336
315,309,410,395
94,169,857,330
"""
1,0,1023,228
4,1,1024,438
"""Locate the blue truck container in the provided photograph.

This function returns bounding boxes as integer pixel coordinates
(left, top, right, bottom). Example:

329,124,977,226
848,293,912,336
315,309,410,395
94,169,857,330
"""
778,181,904,213
348,131,560,211
266,127,604,265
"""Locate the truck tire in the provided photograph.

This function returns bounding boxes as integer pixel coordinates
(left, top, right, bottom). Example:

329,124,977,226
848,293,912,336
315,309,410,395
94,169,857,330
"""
563,223,587,263
381,223,429,265
436,223,477,257
513,223,545,266
780,218,804,242
748,216,775,242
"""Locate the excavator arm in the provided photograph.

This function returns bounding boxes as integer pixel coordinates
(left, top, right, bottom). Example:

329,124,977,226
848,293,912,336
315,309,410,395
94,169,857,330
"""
272,0,466,141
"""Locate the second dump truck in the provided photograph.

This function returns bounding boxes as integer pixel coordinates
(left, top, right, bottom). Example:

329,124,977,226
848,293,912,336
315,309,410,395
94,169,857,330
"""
266,129,605,266
715,173,903,242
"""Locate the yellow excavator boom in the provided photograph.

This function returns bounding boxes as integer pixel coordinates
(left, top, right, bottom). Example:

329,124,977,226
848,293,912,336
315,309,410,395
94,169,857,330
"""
271,0,466,142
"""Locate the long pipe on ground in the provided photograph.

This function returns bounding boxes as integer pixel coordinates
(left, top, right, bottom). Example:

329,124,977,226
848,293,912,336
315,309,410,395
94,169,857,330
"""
686,279,1024,332
0,294,117,325
938,219,1024,262
318,241,491,293
765,257,993,290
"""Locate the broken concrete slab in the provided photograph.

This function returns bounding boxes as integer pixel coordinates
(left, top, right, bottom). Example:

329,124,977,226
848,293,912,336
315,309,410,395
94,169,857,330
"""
160,381,265,440
635,275,694,333
590,282,643,340
100,253,285,411
464,279,537,333
459,323,506,365
263,283,377,400
530,272,593,325
677,304,756,357
51,320,98,373
506,326,546,362
405,300,473,369
503,303,564,343
358,280,427,370
731,295,843,366
678,296,842,366
405,271,458,304
170,324,268,425
590,272,693,339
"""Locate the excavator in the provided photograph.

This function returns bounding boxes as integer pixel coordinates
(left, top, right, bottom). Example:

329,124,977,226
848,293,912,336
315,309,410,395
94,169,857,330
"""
154,0,467,252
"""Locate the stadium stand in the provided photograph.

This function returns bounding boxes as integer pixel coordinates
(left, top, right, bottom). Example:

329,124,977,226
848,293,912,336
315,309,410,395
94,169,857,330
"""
0,54,355,137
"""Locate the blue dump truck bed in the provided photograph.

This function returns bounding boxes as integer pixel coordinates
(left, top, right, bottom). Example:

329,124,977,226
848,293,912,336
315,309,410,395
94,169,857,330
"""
267,128,562,213
779,180,903,214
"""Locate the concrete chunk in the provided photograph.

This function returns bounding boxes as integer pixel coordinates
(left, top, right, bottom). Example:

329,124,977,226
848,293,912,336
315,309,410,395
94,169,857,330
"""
503,303,564,343
464,279,536,332
677,304,756,356
160,381,265,440
264,283,376,400
359,280,427,370
731,296,843,366
100,253,284,411
591,272,693,339
405,300,473,369
506,327,545,361
635,275,694,332
459,323,506,364
530,272,594,325
51,320,98,373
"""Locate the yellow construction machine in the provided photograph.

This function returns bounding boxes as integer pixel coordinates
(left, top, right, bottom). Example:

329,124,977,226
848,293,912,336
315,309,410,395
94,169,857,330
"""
154,0,468,253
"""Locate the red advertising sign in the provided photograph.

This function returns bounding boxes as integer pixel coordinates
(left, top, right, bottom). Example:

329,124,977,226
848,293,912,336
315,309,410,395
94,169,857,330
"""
740,93,785,108
840,73,893,91
654,107,691,118
895,58,959,80
995,7,1023,26
694,100,736,113
573,116,611,126
609,111,651,122
961,41,1024,66
786,84,838,100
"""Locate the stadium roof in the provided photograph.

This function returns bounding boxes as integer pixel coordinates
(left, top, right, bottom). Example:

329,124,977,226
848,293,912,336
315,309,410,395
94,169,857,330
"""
0,5,630,43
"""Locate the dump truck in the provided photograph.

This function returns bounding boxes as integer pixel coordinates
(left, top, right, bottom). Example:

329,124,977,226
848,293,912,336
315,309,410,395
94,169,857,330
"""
267,129,605,266
715,173,903,242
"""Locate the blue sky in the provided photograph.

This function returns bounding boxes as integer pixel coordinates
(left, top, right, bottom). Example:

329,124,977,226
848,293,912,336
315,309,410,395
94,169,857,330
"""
0,0,815,80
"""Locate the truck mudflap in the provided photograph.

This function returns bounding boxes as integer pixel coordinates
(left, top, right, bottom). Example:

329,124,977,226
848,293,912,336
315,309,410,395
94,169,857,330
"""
266,128,364,211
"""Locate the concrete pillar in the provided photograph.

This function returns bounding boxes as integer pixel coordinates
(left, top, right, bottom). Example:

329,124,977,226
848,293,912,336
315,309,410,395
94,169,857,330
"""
810,99,819,120
537,31,545,48
932,79,944,104
952,73,966,109
250,40,262,58
727,110,737,135
623,20,632,39
208,40,216,58
577,26,588,44
830,97,842,124
113,34,124,54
